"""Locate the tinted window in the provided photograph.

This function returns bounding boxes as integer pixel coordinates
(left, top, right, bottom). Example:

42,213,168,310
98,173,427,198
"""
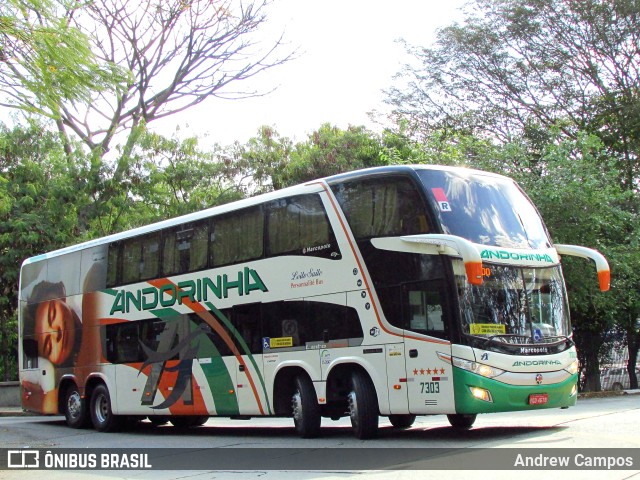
418,169,551,249
331,176,430,240
267,194,341,259
105,318,180,364
211,207,264,267
262,300,362,347
163,221,209,276
121,233,161,284
106,243,120,288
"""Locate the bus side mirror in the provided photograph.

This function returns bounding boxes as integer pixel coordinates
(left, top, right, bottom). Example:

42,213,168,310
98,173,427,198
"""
555,244,610,291
371,234,483,286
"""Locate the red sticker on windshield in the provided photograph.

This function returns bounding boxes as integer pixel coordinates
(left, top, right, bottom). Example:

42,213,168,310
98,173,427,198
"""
432,188,452,212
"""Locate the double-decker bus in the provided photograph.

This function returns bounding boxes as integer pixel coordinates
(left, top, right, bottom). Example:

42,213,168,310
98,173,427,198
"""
18,165,609,439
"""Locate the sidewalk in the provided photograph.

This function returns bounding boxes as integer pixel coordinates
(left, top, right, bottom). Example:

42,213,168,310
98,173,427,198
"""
0,406,37,417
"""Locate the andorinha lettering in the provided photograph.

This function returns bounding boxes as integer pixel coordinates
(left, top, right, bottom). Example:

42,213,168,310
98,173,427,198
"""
110,267,268,315
512,360,562,367
481,249,554,263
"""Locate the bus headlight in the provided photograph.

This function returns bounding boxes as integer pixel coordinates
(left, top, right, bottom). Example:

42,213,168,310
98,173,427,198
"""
564,360,579,376
452,357,505,379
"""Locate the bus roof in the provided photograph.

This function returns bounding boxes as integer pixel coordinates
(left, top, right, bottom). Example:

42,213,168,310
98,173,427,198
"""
21,164,510,266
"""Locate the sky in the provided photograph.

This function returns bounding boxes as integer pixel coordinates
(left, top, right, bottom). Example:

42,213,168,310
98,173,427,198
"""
154,0,467,146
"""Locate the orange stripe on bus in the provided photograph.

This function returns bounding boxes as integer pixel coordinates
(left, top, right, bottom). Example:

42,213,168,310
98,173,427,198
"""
148,278,266,415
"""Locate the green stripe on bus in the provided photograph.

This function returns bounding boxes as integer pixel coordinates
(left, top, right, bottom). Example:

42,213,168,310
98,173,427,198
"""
149,308,239,416
206,302,272,414
452,367,578,414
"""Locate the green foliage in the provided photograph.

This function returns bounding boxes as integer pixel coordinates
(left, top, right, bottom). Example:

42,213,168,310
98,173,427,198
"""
224,126,294,194
386,0,640,187
279,124,388,187
0,0,129,117
129,130,246,223
0,121,90,380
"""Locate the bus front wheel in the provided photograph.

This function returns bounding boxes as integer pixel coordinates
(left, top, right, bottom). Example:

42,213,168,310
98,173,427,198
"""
63,384,90,428
348,370,379,439
291,375,321,438
90,384,121,432
447,413,477,429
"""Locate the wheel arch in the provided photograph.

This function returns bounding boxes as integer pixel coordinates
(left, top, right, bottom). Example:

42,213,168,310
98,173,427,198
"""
324,360,384,414
272,365,313,416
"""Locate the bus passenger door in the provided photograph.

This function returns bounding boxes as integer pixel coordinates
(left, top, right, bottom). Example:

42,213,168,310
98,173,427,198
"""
402,282,454,414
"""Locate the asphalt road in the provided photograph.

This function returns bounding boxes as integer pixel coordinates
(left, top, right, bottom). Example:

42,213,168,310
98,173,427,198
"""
1,394,639,480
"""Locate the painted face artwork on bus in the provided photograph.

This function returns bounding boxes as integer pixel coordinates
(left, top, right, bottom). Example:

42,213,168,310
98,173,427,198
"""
34,299,77,366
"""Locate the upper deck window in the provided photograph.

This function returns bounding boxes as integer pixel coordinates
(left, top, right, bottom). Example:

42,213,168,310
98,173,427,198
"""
418,170,551,249
331,176,431,240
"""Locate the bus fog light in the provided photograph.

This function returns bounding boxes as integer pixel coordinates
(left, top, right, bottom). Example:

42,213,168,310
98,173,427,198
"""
570,384,577,397
469,387,493,403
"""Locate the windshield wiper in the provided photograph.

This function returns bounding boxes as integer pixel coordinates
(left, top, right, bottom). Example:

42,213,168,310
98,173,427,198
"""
482,334,531,346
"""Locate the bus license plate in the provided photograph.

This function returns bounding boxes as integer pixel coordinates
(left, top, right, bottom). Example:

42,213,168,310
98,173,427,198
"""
529,393,548,405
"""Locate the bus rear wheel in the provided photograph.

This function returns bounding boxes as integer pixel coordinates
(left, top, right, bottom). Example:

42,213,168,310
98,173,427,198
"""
90,384,121,432
388,414,416,429
63,384,90,428
447,414,476,429
348,370,378,439
291,375,321,438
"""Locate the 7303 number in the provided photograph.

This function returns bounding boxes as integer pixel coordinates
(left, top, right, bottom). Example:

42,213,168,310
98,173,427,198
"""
420,382,440,394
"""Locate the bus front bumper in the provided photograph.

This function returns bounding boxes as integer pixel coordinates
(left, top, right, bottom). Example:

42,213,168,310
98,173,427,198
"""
452,367,578,414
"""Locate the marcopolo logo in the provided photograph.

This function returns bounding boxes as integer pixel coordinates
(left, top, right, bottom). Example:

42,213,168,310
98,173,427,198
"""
481,249,554,263
110,267,268,315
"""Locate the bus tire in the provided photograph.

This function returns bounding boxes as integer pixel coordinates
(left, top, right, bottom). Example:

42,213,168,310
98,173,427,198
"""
389,414,416,429
148,415,170,426
348,370,378,439
291,375,321,438
170,415,209,428
90,384,121,432
63,384,90,429
447,413,476,429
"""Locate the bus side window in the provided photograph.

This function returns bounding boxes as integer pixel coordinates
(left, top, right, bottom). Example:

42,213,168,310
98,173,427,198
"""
331,176,431,240
210,207,264,267
266,194,340,260
106,242,120,288
163,221,209,276
121,233,160,284
22,337,38,369
404,284,447,339
262,301,306,348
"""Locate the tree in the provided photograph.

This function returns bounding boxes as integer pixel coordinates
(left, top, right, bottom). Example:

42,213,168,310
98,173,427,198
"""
223,125,294,194
280,124,387,187
127,130,247,224
4,0,293,236
0,0,129,120
385,0,640,190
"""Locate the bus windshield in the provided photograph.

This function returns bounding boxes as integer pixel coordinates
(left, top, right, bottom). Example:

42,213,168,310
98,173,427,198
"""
454,261,571,345
417,169,551,249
